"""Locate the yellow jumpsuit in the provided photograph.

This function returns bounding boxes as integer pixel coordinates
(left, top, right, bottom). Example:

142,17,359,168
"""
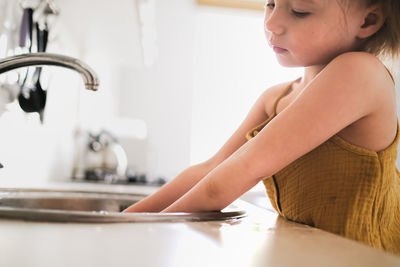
246,82,400,255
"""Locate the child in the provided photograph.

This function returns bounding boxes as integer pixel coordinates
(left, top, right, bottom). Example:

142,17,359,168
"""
124,0,400,255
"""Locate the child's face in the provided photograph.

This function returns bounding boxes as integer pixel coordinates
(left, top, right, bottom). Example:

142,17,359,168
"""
264,0,366,67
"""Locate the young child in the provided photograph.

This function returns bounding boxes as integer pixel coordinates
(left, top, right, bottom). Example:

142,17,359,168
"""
124,0,400,254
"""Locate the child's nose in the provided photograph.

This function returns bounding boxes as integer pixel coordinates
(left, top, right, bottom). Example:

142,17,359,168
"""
264,10,285,35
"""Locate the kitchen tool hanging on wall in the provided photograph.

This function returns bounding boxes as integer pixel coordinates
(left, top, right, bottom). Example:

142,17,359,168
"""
17,0,59,123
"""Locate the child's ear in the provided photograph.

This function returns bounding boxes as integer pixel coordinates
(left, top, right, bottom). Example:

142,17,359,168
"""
357,4,385,39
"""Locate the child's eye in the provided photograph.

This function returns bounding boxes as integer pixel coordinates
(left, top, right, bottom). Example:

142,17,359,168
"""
292,9,310,18
265,2,275,9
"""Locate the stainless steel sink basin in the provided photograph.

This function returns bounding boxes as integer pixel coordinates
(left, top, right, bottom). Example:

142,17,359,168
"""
0,188,246,223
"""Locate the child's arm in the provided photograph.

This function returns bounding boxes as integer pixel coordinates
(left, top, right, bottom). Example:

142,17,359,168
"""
162,52,391,212
122,161,218,212
123,83,282,212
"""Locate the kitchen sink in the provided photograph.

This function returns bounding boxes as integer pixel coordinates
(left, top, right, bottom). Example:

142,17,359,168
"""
0,188,246,223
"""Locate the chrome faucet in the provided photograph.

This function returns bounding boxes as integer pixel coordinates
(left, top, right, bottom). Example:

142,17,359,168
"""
0,52,99,169
0,52,99,90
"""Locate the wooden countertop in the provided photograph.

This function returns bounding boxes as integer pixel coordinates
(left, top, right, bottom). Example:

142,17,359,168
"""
0,182,399,267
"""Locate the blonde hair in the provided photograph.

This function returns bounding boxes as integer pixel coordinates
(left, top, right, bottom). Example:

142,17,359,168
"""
341,0,400,59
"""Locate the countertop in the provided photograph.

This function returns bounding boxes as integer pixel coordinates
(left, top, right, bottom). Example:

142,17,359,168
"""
1,182,400,267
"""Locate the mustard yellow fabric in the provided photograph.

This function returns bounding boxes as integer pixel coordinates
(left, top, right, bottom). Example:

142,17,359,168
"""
246,81,400,255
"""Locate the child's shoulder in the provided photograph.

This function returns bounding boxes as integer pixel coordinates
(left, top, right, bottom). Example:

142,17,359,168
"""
331,51,383,67
327,52,393,85
322,52,397,151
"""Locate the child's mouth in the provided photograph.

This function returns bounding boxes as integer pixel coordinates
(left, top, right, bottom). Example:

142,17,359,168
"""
272,46,288,54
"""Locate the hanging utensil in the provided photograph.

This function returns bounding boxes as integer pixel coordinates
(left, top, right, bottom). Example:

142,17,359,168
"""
17,6,49,122
18,7,33,50
17,7,38,114
17,7,33,91
32,22,48,121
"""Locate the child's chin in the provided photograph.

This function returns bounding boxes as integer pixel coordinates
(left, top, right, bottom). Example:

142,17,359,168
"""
276,59,301,68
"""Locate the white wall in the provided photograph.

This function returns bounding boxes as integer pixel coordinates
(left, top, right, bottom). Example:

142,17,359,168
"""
117,0,196,180
190,7,302,164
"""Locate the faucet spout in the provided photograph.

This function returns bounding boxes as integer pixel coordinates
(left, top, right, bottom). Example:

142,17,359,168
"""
0,53,99,90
